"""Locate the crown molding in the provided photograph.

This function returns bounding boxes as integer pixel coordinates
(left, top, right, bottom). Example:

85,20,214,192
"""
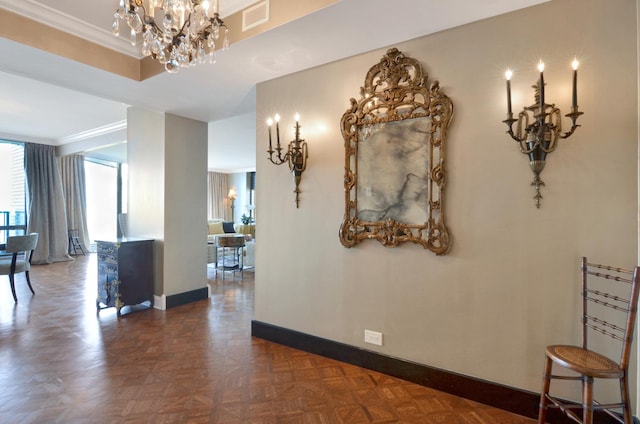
0,0,141,58
57,120,127,144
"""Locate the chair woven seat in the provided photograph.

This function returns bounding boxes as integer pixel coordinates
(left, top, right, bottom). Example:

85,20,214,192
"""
546,345,622,378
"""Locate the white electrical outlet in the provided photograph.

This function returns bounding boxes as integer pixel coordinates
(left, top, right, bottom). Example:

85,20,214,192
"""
364,329,383,346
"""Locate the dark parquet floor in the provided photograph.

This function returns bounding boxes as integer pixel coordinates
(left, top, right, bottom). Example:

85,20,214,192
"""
0,254,534,423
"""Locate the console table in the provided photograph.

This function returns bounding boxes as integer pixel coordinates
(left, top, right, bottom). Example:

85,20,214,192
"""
96,238,154,316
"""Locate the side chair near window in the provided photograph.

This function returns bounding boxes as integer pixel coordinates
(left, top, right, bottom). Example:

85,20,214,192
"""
0,233,39,302
538,257,640,424
68,228,85,256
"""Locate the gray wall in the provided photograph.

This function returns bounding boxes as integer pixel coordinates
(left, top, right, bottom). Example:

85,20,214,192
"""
255,0,639,406
164,114,208,297
127,108,208,301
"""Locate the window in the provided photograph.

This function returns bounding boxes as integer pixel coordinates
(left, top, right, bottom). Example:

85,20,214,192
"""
85,159,118,243
120,163,128,215
0,142,26,243
248,171,256,221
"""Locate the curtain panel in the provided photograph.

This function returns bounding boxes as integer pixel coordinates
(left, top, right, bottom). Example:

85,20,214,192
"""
24,143,70,264
207,172,229,220
60,154,90,253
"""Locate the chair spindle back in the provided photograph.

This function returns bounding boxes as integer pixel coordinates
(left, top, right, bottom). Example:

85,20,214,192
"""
581,256,640,370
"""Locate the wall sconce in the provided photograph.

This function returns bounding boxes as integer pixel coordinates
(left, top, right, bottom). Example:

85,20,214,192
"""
228,187,237,218
266,113,309,208
503,59,583,208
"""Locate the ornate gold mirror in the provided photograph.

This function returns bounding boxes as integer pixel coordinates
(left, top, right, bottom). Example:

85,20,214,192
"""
339,48,453,254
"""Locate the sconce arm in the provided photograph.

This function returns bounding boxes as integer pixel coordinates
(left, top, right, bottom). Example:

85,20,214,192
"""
560,108,584,139
268,149,290,166
518,138,536,154
503,116,526,142
289,141,309,173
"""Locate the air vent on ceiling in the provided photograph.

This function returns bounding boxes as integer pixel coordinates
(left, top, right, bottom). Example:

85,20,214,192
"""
242,0,269,32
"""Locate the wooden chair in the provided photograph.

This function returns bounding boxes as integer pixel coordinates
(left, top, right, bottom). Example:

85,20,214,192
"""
0,233,39,302
538,257,640,424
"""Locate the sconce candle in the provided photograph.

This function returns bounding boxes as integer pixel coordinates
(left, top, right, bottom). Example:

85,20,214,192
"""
275,114,281,150
266,112,309,208
267,117,273,151
572,58,579,109
538,61,545,114
505,69,513,116
502,58,584,208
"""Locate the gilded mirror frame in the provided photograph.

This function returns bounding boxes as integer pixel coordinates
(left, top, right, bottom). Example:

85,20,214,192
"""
339,48,453,254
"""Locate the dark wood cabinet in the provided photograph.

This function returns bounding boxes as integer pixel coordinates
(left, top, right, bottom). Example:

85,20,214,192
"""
96,238,154,316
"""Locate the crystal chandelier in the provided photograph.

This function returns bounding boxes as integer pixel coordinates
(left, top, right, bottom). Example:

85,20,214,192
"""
113,0,229,73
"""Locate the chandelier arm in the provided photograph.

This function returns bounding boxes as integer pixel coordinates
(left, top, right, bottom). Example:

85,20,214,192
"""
138,2,148,18
134,2,155,35
178,24,189,41
210,13,224,27
176,8,195,41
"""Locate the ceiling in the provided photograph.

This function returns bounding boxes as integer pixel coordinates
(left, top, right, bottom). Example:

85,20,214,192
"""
0,0,547,172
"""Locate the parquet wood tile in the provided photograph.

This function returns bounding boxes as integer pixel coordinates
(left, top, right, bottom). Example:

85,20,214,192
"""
0,254,535,423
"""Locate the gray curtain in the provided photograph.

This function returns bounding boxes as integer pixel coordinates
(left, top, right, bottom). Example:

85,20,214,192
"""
60,154,90,253
25,143,70,264
207,172,229,220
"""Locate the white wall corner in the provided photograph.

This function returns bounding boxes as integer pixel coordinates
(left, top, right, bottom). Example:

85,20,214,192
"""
153,294,166,311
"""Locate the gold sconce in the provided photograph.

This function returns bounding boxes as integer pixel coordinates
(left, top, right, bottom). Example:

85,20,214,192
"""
266,113,309,208
503,59,583,208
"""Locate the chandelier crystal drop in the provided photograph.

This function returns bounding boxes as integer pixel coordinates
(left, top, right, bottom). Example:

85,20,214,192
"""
113,0,229,73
